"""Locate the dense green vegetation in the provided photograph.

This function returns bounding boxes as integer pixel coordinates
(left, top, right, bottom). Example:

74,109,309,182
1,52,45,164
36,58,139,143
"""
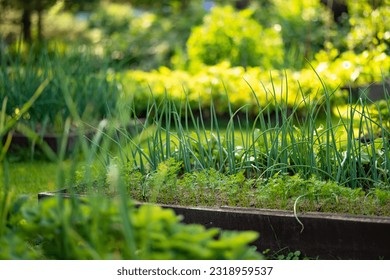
0,191,262,259
1,0,390,260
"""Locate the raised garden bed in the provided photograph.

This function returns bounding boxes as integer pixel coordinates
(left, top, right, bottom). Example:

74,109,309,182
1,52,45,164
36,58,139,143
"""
3,118,144,158
6,132,82,153
345,80,390,102
38,189,390,260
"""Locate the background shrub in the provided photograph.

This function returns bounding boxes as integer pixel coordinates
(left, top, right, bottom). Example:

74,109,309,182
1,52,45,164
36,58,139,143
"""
186,5,284,69
87,2,205,70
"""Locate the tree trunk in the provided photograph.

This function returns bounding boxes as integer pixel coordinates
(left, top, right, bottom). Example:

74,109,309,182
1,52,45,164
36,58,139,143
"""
21,9,32,42
235,0,250,10
320,0,348,23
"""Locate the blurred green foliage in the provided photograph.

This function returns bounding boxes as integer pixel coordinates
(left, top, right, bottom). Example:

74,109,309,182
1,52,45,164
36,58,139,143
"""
0,0,99,42
0,45,119,132
187,5,284,69
1,0,389,73
89,2,134,35
0,192,263,259
345,0,390,53
119,55,389,117
252,0,338,68
311,45,390,88
125,0,197,14
86,1,205,70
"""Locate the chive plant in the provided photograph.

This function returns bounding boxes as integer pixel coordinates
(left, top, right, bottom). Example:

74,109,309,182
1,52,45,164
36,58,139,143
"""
113,74,390,190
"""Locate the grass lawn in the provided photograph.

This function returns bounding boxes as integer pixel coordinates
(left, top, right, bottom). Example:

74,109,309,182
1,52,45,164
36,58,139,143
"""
1,160,73,196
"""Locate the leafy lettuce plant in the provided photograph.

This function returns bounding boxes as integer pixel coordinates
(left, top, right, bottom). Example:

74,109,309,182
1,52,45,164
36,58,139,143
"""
2,195,263,260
